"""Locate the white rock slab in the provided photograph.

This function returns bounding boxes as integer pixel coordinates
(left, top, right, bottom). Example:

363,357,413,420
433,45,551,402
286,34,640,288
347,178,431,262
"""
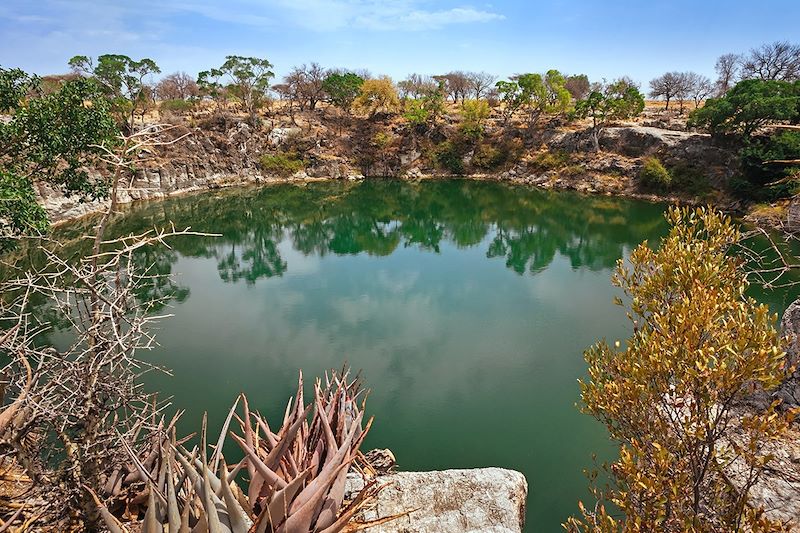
345,468,528,533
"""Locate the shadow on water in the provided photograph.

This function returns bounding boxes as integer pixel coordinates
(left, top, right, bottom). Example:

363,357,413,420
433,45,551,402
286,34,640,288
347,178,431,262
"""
8,179,800,531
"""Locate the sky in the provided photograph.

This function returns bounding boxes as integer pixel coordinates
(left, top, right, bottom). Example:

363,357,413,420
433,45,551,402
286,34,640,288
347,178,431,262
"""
1,0,799,87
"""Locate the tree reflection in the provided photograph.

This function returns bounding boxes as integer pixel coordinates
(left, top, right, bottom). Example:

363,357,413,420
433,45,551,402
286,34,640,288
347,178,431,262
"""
36,179,671,307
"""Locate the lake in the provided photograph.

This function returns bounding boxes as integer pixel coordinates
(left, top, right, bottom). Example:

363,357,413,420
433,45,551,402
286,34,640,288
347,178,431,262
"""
39,179,799,531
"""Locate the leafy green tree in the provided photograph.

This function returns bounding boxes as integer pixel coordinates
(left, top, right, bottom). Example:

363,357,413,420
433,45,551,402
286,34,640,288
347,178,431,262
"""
199,56,274,125
69,54,160,132
196,68,227,112
322,71,364,114
0,67,36,111
0,68,118,247
516,70,571,126
689,79,800,137
574,79,645,151
403,80,446,129
567,207,791,533
495,80,525,125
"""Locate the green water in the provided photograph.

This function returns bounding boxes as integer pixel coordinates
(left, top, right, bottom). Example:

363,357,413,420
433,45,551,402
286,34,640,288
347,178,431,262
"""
38,179,799,531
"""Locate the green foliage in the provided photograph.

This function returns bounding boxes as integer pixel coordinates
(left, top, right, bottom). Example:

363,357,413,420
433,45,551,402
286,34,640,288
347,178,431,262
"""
574,80,645,151
496,70,572,127
689,79,800,137
495,80,525,124
199,55,274,123
403,81,446,128
1,72,118,246
159,98,195,114
459,99,490,138
0,67,37,112
259,152,305,176
517,69,572,125
738,131,800,198
69,54,160,130
433,140,465,175
403,98,429,126
568,207,791,533
322,72,364,113
638,157,672,190
0,169,48,246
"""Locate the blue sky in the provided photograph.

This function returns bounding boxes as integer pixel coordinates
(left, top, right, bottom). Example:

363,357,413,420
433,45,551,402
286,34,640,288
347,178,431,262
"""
1,0,798,87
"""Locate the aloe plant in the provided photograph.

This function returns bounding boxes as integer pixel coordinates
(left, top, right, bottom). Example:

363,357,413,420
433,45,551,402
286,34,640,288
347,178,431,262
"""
94,368,381,533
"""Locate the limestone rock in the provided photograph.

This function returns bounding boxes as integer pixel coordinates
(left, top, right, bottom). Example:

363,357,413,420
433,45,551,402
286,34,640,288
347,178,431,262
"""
345,468,527,533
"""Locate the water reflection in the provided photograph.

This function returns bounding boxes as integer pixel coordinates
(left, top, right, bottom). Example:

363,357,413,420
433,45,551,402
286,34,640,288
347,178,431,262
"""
50,180,670,292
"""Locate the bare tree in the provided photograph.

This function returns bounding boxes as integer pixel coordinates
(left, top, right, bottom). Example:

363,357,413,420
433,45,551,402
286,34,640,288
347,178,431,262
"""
565,74,591,100
155,71,199,101
434,71,470,103
285,62,327,111
397,73,437,99
466,71,497,100
685,72,713,108
714,53,741,95
0,124,201,530
649,71,684,110
673,72,695,113
740,40,800,81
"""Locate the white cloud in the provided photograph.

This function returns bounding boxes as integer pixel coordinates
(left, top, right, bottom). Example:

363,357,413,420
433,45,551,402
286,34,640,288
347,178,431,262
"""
361,6,505,31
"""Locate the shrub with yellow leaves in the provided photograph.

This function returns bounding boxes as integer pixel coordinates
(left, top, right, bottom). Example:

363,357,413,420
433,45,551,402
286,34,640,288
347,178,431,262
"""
565,207,793,533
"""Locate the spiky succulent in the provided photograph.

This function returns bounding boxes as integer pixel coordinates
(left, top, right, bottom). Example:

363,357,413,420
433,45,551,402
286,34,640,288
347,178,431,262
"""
93,368,382,533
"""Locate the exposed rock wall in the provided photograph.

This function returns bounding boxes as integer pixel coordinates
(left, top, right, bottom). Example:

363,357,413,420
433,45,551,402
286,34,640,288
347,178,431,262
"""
37,122,740,225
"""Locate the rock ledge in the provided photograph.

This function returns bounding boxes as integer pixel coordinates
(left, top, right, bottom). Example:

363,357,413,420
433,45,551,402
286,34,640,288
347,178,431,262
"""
345,467,527,533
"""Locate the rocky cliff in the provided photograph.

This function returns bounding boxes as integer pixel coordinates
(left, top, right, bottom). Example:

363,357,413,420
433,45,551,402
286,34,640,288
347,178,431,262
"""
38,118,742,226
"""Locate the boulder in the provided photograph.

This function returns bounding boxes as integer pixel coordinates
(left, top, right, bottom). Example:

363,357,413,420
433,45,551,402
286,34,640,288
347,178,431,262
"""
344,468,527,533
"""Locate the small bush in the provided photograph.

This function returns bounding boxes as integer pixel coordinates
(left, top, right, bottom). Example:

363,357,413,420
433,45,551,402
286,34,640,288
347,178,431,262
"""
159,99,195,114
433,140,465,175
531,150,572,172
638,157,672,190
259,152,305,176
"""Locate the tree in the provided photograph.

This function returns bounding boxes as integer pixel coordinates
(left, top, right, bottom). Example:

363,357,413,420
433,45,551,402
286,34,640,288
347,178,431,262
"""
686,72,714,109
466,71,497,99
565,74,590,100
459,99,491,138
514,69,571,126
715,53,741,96
397,73,437,99
155,71,199,101
495,80,524,125
354,76,400,117
688,79,800,137
199,55,274,125
196,68,227,112
574,78,645,151
0,67,118,247
285,62,326,111
649,71,689,110
403,80,445,129
69,54,160,132
740,41,800,81
434,71,470,103
322,71,364,114
567,207,791,532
